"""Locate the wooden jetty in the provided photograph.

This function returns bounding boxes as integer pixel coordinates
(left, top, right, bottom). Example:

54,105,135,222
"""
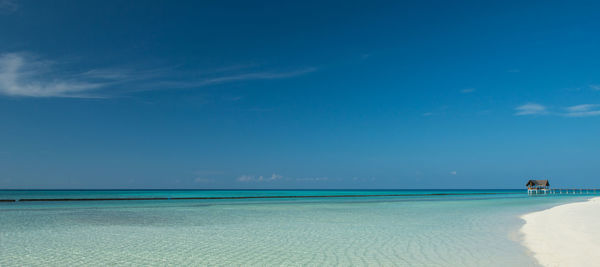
546,188,600,195
527,179,600,196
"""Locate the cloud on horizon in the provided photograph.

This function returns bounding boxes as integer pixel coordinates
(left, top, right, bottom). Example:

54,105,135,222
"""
0,52,316,98
235,173,333,183
295,177,329,182
236,173,283,182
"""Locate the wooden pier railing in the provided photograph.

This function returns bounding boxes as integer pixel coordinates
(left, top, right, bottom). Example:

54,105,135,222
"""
528,188,600,195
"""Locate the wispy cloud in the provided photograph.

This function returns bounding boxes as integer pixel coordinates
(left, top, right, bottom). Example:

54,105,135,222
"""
590,85,600,91
515,102,600,117
192,170,223,183
0,53,106,97
0,52,317,98
295,177,329,182
564,104,600,117
236,175,255,182
422,106,448,117
0,0,18,14
450,171,457,175
235,173,334,183
236,173,283,182
515,103,548,116
460,88,476,94
153,68,317,90
507,69,520,73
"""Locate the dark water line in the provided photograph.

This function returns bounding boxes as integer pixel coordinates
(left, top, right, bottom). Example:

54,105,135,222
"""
8,192,516,202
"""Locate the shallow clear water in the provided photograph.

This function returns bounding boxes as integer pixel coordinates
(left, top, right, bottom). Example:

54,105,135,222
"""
0,190,590,266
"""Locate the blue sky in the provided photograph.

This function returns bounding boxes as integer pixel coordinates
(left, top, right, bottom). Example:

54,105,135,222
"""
1,0,599,189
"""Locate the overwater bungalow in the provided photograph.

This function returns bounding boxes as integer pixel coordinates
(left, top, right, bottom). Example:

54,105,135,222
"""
526,179,550,195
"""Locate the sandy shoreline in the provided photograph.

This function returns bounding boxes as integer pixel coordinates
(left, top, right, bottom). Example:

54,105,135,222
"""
521,197,600,267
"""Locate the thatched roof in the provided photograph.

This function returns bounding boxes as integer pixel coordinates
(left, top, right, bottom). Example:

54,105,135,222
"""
526,180,549,187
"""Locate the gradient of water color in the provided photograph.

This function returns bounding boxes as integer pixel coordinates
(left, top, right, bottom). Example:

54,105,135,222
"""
0,190,590,266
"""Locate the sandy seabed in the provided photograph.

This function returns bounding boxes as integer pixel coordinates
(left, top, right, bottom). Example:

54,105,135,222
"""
521,197,600,267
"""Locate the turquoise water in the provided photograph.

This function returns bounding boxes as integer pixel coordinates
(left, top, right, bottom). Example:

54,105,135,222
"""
0,190,591,266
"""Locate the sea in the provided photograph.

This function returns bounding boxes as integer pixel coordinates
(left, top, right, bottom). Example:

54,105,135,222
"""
0,190,590,266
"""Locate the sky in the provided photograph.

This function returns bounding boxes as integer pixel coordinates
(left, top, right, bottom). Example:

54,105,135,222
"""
1,0,599,189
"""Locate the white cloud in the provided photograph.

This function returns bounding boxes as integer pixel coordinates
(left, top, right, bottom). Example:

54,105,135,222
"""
236,173,332,183
0,0,18,13
513,103,600,118
0,52,317,98
564,104,600,117
0,53,106,97
590,85,600,91
460,88,476,94
422,106,448,117
236,175,254,182
566,104,599,112
236,173,283,182
515,103,548,116
450,171,457,175
295,177,329,182
155,67,317,89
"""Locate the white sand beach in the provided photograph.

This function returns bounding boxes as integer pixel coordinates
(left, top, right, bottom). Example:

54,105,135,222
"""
521,197,600,267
